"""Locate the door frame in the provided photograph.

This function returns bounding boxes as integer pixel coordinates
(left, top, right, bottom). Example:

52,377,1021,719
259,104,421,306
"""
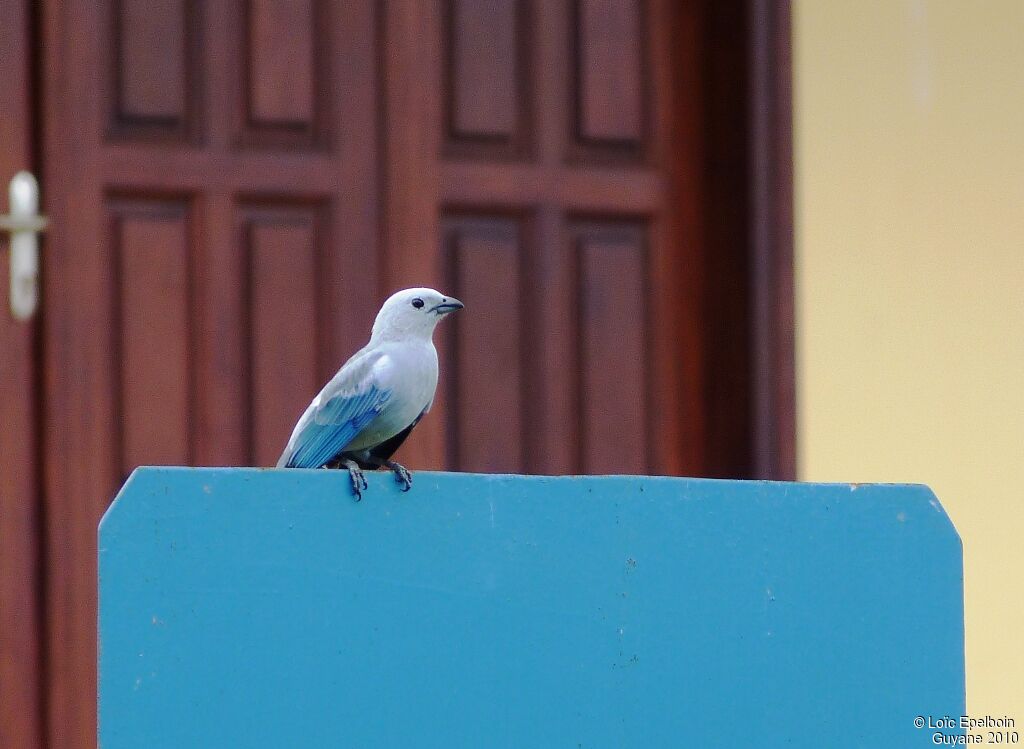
749,0,795,480
674,0,795,480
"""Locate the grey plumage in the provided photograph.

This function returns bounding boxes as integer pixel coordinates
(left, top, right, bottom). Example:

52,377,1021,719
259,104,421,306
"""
277,287,463,498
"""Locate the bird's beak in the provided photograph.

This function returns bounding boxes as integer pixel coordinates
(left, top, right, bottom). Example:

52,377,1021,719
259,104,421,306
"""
431,298,465,315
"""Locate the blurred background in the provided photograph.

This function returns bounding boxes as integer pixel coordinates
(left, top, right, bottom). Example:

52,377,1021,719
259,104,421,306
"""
0,1,1019,747
796,0,1022,719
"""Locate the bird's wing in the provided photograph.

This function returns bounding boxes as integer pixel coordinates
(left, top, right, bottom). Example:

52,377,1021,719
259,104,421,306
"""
280,350,393,469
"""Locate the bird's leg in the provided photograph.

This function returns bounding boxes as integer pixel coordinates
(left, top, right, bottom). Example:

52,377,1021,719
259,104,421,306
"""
384,460,413,492
340,458,368,500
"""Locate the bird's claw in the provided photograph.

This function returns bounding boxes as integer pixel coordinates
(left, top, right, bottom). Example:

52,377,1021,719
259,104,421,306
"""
342,460,367,501
387,461,413,492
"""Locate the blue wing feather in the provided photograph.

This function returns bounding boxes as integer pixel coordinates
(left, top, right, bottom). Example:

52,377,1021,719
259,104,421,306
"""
285,386,391,468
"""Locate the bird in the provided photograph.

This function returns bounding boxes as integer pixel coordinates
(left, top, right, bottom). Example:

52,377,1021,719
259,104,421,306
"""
276,287,463,499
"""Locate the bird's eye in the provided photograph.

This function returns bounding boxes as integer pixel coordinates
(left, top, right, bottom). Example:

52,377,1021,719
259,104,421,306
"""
411,298,425,309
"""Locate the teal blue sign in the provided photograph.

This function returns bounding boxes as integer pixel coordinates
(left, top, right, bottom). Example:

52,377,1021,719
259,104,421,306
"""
100,469,964,747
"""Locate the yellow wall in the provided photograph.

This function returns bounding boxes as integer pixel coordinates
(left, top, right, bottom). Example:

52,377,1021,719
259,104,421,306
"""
795,0,1024,716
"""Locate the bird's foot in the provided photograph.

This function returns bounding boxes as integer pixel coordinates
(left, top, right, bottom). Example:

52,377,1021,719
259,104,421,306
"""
342,459,368,500
384,460,413,492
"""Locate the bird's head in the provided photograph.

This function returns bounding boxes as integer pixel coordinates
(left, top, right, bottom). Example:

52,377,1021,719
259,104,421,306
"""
370,287,464,342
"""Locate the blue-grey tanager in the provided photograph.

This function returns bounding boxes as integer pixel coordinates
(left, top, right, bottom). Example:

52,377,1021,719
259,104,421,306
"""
277,287,463,499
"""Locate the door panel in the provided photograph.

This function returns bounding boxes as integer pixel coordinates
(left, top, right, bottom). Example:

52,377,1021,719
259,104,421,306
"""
244,204,328,467
443,214,527,473
444,0,528,158
111,0,201,141
574,0,646,152
575,222,649,473
113,199,194,471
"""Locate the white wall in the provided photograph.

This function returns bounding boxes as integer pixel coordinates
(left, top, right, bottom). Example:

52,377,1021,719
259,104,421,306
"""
795,0,1024,714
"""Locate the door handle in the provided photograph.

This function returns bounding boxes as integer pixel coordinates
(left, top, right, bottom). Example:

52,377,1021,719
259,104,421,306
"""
0,171,48,321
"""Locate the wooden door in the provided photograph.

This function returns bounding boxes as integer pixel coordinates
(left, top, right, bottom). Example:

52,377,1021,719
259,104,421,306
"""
36,1,792,747
0,1,45,748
